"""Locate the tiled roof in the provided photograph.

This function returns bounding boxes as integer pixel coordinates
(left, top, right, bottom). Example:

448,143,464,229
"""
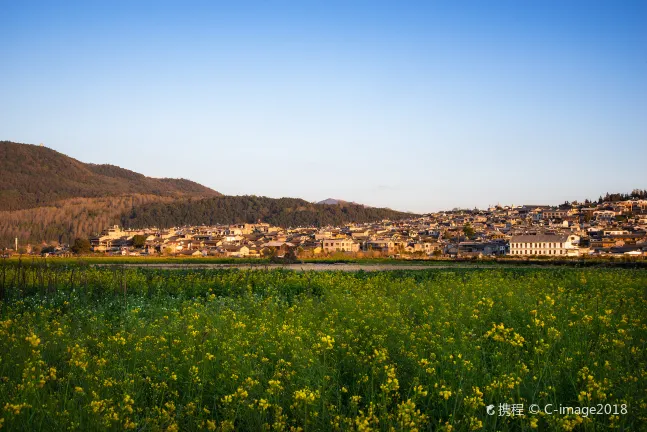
510,234,569,243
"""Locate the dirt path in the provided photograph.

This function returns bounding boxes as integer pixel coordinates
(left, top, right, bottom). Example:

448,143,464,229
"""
92,262,542,271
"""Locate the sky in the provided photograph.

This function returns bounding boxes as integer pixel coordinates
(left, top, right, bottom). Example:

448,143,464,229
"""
1,1,646,213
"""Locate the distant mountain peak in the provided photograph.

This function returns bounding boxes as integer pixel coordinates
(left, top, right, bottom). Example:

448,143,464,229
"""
317,198,346,205
316,198,372,208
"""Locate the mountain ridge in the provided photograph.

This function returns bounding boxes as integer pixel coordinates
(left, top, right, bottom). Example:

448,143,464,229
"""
0,141,416,247
0,141,221,211
121,195,412,230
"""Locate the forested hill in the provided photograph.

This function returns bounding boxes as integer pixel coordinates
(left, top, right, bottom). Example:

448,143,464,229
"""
0,141,221,211
122,196,416,229
0,141,414,246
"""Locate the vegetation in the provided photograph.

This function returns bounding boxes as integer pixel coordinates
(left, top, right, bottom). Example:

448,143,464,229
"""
121,196,416,230
0,265,645,431
0,142,413,247
596,190,647,203
0,141,220,211
131,235,148,249
70,238,92,255
2,254,647,268
0,140,220,247
0,195,177,248
462,223,475,239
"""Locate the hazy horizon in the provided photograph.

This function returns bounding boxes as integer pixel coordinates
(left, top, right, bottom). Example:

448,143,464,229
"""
2,1,646,213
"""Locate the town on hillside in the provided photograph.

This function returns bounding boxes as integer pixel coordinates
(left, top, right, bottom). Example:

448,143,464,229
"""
6,198,647,259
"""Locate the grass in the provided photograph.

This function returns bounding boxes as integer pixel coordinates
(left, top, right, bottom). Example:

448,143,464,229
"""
0,265,646,431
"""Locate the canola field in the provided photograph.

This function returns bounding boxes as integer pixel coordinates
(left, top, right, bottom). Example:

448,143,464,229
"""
0,265,646,431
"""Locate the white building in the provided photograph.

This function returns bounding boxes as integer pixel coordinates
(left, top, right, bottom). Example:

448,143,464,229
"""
509,234,580,257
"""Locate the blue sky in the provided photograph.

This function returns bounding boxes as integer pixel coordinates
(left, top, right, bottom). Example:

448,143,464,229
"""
1,1,646,212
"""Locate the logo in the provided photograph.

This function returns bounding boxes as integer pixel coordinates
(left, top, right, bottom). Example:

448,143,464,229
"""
486,404,496,415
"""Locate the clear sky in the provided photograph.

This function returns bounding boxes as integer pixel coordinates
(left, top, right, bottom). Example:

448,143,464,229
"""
1,1,646,213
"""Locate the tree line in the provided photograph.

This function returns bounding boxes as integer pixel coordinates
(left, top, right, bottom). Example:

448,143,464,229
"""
121,196,415,229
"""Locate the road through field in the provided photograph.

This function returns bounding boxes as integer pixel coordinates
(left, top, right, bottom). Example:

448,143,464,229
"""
92,262,551,271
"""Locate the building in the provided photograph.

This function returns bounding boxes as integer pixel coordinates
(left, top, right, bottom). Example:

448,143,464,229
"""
220,245,250,257
509,234,580,257
458,241,506,256
365,239,395,253
90,225,126,252
542,210,569,220
322,238,359,253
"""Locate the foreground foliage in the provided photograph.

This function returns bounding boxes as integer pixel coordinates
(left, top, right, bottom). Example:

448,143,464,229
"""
0,266,646,431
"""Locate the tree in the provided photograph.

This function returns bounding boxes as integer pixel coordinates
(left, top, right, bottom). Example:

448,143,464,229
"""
41,245,56,255
283,247,299,264
262,247,277,259
70,238,91,254
132,234,147,249
463,223,475,239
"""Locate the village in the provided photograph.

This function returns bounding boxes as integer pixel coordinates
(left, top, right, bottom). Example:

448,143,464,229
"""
11,197,646,259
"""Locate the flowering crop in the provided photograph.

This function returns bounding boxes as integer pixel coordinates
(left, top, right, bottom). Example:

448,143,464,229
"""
0,265,646,431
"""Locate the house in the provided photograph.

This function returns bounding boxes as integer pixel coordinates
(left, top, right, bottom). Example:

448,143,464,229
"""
509,234,580,257
457,241,501,257
314,231,333,240
322,238,359,253
603,229,628,236
542,210,569,220
365,239,395,253
178,250,204,257
351,230,370,240
220,245,250,257
90,225,127,252
590,238,616,249
260,241,295,257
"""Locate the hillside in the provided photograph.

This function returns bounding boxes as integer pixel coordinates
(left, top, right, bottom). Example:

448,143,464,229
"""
0,195,178,248
0,141,221,211
121,196,415,229
0,141,416,247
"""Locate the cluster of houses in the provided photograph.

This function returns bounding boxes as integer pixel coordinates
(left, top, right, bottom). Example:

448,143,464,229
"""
76,198,647,259
9,198,647,259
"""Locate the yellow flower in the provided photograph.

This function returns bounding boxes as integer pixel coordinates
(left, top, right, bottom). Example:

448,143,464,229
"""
25,333,41,347
321,335,335,350
439,389,452,400
258,399,270,410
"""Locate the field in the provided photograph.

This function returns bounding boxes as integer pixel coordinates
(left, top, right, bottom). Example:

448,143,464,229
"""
0,265,646,431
